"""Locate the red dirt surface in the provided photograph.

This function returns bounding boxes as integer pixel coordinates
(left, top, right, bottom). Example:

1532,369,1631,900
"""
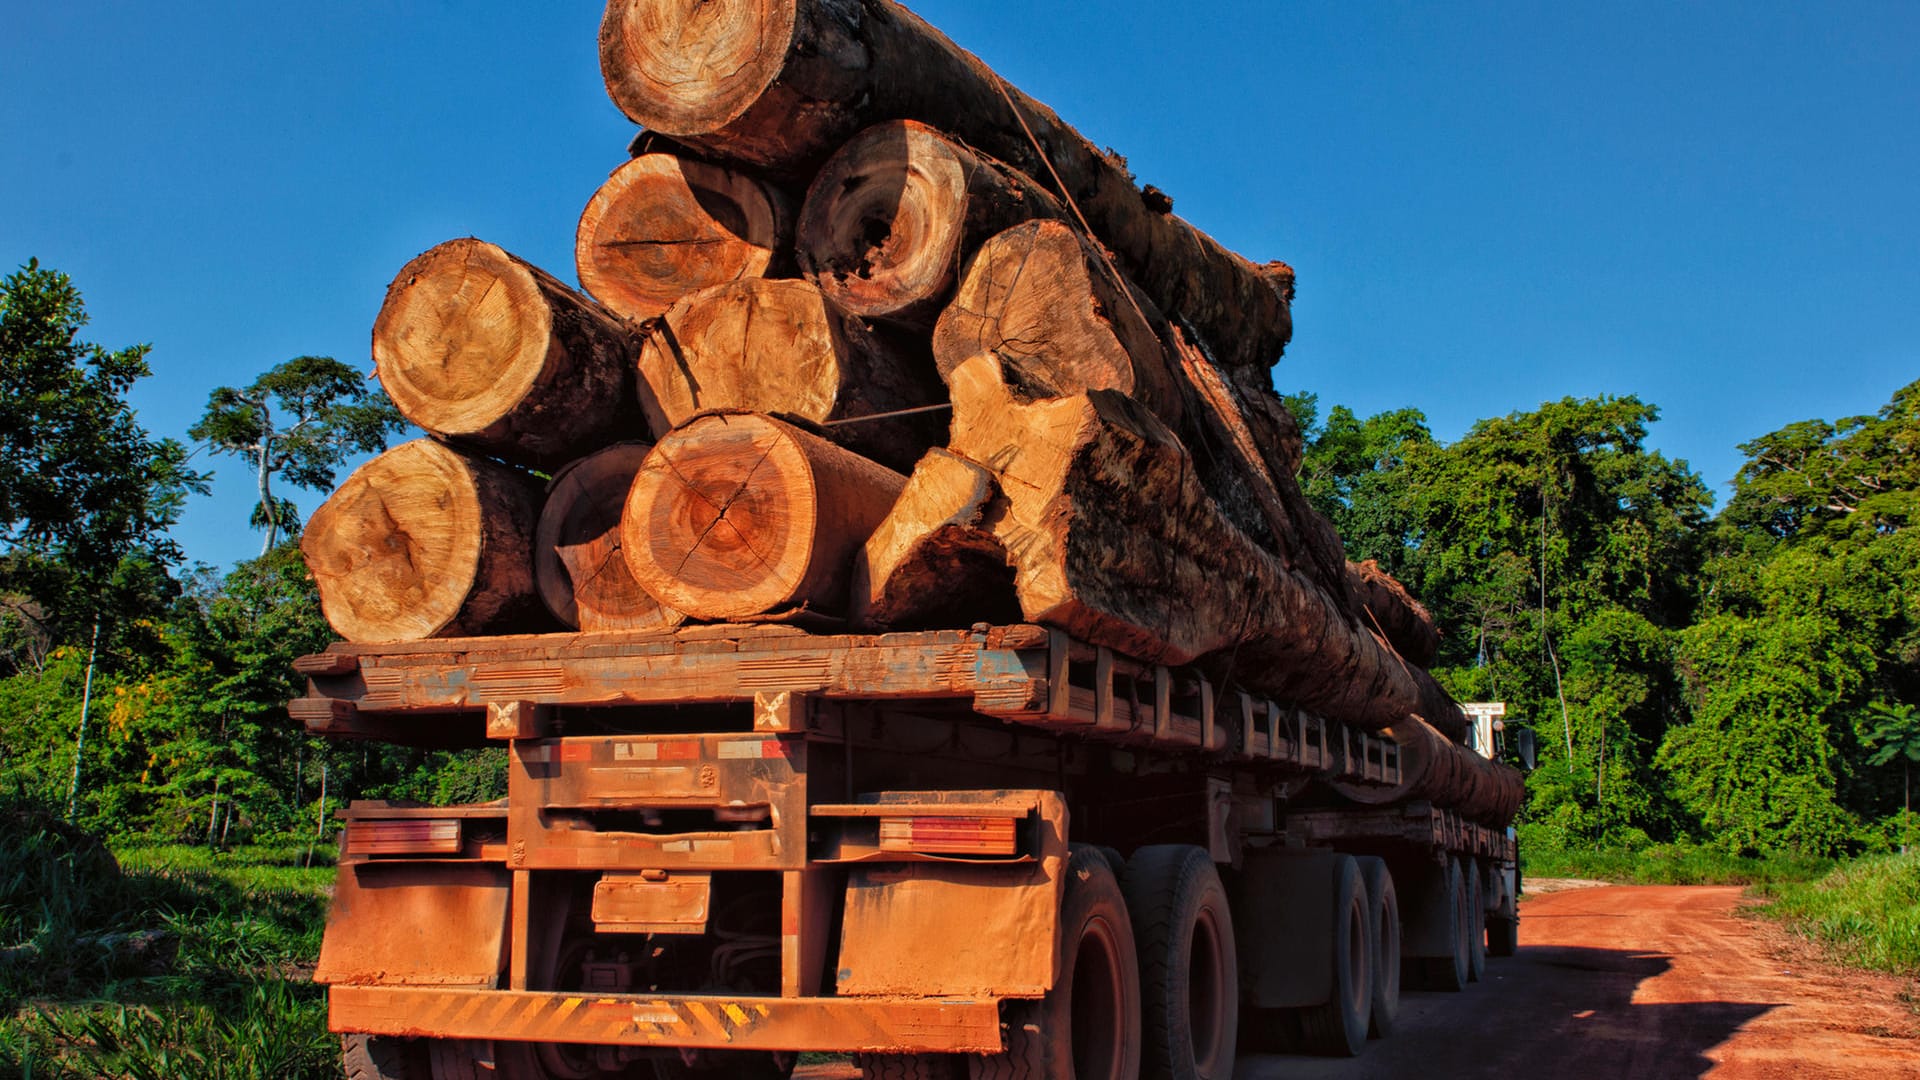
1239,884,1920,1079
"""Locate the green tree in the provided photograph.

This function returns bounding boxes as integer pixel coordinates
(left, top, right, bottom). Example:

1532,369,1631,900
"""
1860,702,1920,851
190,355,406,556
1290,393,1711,847
1,260,208,821
1,261,205,651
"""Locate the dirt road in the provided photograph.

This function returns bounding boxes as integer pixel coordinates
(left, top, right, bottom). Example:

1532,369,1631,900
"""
1237,884,1920,1079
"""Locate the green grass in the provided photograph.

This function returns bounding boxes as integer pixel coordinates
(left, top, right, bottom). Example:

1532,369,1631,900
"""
1522,842,1833,886
1752,850,1920,977
0,803,343,1079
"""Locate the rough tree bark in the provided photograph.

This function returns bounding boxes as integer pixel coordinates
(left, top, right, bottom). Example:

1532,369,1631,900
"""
621,412,907,621
598,0,1295,373
797,120,1065,329
848,448,1015,630
1330,715,1525,825
301,439,548,643
1345,559,1442,668
535,442,686,633
947,352,1466,740
575,151,792,324
932,219,1183,428
635,277,943,471
372,238,643,468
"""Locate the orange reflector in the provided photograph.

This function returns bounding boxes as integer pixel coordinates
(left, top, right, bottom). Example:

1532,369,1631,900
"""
877,816,1019,856
345,818,461,856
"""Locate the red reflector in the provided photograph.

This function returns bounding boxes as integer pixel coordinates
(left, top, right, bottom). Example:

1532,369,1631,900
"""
346,818,461,856
763,738,796,759
878,816,1019,856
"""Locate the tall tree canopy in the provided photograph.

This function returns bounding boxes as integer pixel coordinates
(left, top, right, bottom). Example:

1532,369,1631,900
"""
190,356,407,555
0,260,205,666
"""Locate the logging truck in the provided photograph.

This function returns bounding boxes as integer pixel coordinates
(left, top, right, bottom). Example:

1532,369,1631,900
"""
299,625,1520,1079
296,2,1529,1076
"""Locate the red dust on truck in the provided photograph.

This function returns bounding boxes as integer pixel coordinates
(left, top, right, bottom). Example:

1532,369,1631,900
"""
297,623,1520,1079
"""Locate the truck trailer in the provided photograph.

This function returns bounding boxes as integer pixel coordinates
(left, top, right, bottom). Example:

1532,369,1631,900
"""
299,622,1519,1079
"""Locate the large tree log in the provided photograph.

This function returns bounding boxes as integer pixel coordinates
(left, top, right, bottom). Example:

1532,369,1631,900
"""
576,151,792,324
622,412,907,620
1346,559,1442,668
535,443,686,633
797,120,1064,329
598,0,1294,374
1330,716,1524,825
849,448,1016,630
635,278,942,471
947,352,1467,739
933,219,1345,594
932,219,1182,428
302,440,548,643
372,239,643,468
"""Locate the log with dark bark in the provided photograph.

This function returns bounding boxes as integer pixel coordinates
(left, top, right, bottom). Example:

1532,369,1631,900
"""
635,278,944,471
372,239,643,468
947,352,1467,740
1330,715,1524,825
797,120,1064,329
598,0,1294,373
1346,559,1441,668
621,412,907,621
932,219,1183,428
302,440,549,643
1161,323,1345,593
849,448,1016,630
576,151,792,324
535,443,686,633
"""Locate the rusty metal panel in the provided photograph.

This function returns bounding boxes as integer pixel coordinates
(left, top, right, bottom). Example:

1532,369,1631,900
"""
507,734,807,871
314,862,509,987
834,790,1066,998
591,872,711,934
329,986,1003,1053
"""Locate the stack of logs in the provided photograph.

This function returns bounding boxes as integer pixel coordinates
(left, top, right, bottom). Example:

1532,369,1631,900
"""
299,0,1522,826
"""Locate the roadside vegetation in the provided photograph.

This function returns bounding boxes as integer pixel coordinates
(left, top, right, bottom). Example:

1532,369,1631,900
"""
0,798,338,1078
1752,850,1920,978
1522,842,1832,887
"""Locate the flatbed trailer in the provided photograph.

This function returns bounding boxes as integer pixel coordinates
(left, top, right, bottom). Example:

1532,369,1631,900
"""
298,623,1517,1079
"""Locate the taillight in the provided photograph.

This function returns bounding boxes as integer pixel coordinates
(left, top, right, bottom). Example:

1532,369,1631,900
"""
878,815,1019,856
345,818,461,856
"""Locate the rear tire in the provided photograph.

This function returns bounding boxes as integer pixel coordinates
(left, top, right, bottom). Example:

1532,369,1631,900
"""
343,1034,425,1079
1294,855,1371,1057
983,844,1138,1080
1120,845,1237,1080
1413,857,1468,993
1464,858,1487,983
1356,857,1400,1039
1487,914,1519,957
857,1055,962,1080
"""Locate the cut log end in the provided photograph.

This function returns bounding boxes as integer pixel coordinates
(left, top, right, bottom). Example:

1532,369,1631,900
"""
622,413,907,621
302,440,541,643
851,448,1015,629
536,443,684,632
576,153,787,324
636,278,941,471
373,239,549,437
599,0,797,134
798,121,978,323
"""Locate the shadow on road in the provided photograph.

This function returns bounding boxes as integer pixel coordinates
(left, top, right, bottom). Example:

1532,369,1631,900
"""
1235,943,1779,1080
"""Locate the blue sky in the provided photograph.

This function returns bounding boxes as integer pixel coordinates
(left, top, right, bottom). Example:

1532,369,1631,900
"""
5,2,1915,570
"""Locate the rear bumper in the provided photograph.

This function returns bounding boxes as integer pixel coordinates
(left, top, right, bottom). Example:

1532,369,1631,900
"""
328,986,1006,1054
